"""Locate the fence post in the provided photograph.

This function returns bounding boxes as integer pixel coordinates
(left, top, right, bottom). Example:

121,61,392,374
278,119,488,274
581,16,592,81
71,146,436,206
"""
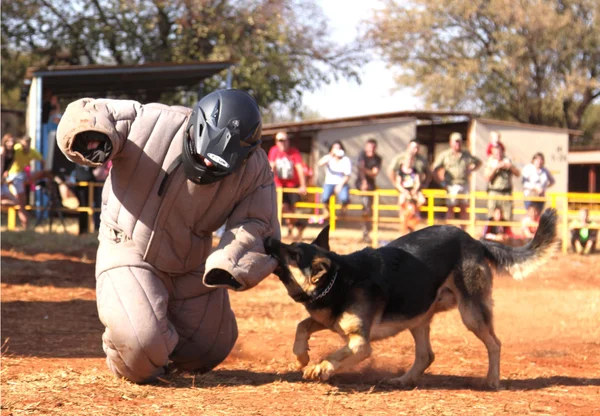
7,207,16,230
372,192,380,248
276,187,283,227
329,194,336,232
427,192,434,226
88,182,95,233
561,194,569,254
469,191,476,235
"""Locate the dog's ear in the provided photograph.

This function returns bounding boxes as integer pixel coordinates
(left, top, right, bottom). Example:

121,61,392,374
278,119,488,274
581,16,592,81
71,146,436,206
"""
264,236,281,258
310,256,331,284
311,225,330,251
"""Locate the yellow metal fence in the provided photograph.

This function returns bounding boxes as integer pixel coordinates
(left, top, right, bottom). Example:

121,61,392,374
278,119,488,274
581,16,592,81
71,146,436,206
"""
3,183,600,254
277,187,600,253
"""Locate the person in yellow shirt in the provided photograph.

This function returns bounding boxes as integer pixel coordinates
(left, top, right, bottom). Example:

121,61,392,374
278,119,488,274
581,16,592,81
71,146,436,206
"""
6,136,46,227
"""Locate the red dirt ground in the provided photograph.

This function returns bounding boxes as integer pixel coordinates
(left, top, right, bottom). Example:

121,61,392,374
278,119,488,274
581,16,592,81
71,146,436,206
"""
1,233,599,415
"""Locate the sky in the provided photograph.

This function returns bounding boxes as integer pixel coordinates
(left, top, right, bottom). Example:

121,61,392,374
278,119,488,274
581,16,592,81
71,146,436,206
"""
301,0,422,119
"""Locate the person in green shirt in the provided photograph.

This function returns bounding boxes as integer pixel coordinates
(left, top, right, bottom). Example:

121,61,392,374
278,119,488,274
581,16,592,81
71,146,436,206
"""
570,208,598,255
432,132,482,225
387,139,431,188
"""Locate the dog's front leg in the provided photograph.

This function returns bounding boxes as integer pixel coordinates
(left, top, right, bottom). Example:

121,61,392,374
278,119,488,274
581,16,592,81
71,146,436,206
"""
303,332,372,382
293,317,326,369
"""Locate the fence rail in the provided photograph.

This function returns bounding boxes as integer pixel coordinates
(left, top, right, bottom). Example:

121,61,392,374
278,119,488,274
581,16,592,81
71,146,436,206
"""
3,182,600,253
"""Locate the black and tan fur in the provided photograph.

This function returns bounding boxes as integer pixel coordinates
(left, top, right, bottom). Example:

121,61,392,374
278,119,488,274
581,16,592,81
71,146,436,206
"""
264,209,558,389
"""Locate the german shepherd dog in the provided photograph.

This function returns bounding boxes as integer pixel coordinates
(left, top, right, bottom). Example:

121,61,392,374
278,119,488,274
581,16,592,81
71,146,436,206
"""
264,209,557,389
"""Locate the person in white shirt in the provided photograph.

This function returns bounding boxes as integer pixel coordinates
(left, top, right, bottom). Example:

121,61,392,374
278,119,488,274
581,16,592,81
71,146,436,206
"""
317,141,352,220
521,152,555,212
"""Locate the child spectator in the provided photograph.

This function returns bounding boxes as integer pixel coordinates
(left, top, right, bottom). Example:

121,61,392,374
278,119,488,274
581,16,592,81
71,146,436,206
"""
522,152,555,212
570,208,597,255
521,205,541,240
485,131,505,156
395,155,426,207
483,205,514,243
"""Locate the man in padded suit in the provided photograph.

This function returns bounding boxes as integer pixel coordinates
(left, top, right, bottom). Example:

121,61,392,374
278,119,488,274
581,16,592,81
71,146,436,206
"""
56,89,280,383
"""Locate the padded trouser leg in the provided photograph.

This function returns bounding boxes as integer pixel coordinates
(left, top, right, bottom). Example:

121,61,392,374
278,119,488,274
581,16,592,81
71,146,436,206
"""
97,266,179,383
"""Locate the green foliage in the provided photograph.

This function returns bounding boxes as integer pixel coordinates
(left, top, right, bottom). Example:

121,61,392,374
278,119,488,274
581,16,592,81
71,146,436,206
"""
1,0,364,110
366,0,600,130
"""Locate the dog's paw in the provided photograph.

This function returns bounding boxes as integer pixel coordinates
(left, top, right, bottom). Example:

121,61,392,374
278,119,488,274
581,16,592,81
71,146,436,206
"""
294,352,310,369
483,377,501,391
303,360,335,381
386,374,417,388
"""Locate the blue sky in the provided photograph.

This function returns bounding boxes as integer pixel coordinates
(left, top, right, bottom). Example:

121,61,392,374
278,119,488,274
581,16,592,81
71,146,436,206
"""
302,0,421,119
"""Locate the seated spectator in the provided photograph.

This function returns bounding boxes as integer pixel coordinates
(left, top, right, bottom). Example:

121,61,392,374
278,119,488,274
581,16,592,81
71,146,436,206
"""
317,141,351,221
570,208,598,255
483,205,514,243
521,205,541,240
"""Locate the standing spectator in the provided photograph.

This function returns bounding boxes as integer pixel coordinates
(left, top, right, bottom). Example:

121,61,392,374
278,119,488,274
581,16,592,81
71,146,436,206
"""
388,139,431,188
355,138,382,243
521,204,541,240
484,140,520,220
317,141,351,221
570,208,597,255
522,152,555,212
268,131,307,239
5,136,46,228
1,133,20,207
432,132,482,225
482,205,514,243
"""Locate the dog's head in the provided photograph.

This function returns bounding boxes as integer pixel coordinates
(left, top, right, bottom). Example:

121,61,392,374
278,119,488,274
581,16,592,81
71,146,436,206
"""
264,225,336,303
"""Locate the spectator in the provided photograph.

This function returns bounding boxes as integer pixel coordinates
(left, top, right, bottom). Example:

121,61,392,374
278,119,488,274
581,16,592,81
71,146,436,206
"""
432,132,482,226
486,130,505,157
521,204,541,240
5,136,46,228
522,152,555,212
484,139,520,220
388,139,431,188
268,131,307,239
356,138,382,243
483,205,514,243
317,141,351,221
1,133,20,207
400,198,420,236
570,208,597,255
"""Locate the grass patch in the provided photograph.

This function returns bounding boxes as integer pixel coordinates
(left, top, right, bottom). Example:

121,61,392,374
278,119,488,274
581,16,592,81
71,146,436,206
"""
1,229,99,255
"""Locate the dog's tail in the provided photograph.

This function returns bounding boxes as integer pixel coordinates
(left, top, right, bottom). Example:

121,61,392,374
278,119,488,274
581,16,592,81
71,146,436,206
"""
482,208,558,280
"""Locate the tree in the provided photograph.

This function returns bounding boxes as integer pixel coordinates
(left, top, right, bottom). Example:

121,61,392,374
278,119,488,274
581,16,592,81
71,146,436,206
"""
365,0,600,130
1,0,363,110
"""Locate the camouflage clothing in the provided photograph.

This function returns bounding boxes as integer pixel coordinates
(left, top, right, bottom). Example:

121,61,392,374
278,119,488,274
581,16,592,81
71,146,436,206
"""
433,149,481,186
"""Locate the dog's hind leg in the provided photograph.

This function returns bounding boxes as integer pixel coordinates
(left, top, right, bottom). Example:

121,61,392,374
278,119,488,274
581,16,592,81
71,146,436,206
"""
293,317,326,369
458,297,502,390
388,322,434,387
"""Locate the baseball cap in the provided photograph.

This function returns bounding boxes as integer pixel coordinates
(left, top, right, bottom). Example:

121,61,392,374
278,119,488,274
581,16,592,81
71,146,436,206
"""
449,132,463,142
275,131,288,141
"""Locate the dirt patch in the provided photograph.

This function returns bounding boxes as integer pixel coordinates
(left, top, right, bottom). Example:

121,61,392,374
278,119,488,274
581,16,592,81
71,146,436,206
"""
2,239,600,416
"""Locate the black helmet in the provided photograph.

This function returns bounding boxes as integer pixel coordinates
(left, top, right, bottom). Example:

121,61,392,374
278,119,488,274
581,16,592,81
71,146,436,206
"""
181,89,262,185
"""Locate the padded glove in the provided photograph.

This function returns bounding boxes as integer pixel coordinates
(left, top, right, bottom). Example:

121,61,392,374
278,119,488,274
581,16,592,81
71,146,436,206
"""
72,131,113,163
204,269,243,290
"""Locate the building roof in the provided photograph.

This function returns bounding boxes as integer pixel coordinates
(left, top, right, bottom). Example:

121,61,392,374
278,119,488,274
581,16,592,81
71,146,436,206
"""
25,61,234,97
262,110,476,136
